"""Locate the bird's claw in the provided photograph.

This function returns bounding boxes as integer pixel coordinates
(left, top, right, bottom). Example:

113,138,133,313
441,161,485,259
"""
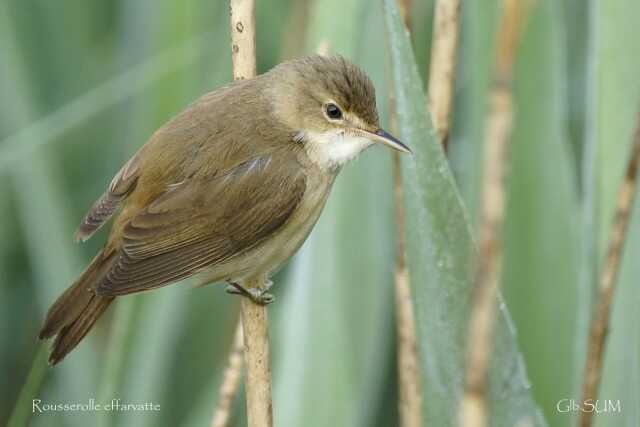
225,281,275,305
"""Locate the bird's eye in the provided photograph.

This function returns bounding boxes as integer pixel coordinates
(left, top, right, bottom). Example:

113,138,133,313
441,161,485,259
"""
324,103,343,120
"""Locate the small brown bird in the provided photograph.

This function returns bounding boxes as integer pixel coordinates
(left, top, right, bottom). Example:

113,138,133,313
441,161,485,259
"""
39,55,410,364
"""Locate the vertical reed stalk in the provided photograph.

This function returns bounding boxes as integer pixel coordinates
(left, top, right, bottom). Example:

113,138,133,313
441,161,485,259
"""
428,0,461,151
458,0,532,426
578,113,640,427
240,292,273,427
210,322,244,427
228,2,273,426
397,0,412,31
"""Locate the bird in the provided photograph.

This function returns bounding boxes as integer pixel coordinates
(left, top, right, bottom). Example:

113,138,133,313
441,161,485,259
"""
39,54,411,365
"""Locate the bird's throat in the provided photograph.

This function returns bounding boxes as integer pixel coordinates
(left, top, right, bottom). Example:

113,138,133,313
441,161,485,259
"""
297,129,373,172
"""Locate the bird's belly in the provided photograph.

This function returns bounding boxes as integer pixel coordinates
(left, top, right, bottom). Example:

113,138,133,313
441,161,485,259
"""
201,173,334,284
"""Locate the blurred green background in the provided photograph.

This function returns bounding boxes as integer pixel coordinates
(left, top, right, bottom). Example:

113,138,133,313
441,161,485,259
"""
1,0,639,426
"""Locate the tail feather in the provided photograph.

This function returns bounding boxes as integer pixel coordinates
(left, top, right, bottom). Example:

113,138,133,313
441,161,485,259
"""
48,295,113,365
39,250,115,365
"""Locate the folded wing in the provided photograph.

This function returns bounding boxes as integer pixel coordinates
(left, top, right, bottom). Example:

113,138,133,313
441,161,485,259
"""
95,154,306,296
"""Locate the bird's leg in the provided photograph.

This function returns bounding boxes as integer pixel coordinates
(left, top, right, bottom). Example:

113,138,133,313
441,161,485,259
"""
225,280,275,305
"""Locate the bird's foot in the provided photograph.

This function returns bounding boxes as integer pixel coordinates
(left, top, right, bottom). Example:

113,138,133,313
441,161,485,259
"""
225,281,275,305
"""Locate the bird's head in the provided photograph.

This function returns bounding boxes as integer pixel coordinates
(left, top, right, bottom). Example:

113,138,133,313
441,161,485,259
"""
264,55,411,171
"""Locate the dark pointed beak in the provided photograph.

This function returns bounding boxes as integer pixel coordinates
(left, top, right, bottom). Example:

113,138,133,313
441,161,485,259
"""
365,129,412,154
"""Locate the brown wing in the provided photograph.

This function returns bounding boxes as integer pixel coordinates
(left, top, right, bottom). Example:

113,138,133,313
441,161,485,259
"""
73,79,250,243
74,154,141,242
95,154,306,296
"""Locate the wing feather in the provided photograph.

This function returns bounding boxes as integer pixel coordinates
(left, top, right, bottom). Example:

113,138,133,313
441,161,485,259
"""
74,154,141,242
95,153,306,296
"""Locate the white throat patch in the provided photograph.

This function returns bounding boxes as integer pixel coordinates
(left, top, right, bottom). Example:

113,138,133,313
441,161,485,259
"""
297,130,373,171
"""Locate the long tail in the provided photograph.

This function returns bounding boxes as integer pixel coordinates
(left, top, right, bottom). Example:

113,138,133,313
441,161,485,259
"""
39,250,115,365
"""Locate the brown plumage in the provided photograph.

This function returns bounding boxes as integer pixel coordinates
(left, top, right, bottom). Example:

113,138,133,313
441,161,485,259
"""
39,55,410,364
